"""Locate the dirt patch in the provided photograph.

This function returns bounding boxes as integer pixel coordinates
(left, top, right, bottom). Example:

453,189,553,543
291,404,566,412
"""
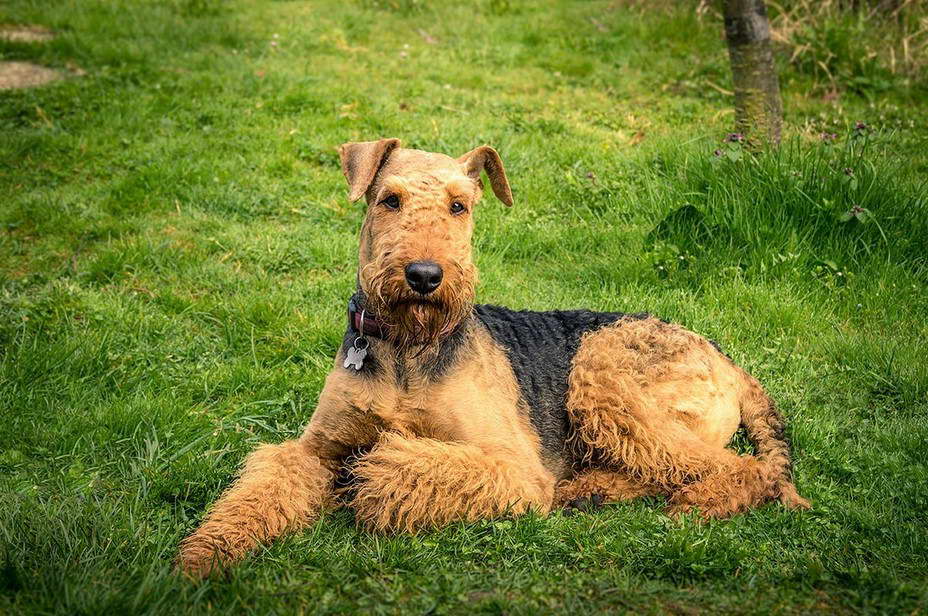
0,24,55,43
0,61,64,90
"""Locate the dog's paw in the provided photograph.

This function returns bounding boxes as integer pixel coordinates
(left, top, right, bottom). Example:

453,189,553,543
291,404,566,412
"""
664,502,704,521
665,487,725,520
175,538,229,580
561,493,605,516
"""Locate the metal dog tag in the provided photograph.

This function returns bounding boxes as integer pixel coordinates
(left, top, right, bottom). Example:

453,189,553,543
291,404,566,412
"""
344,337,368,371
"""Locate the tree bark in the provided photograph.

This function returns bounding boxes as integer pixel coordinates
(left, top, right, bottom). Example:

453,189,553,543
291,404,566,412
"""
723,0,782,145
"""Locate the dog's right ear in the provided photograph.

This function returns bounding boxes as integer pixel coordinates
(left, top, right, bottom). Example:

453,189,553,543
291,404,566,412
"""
337,138,402,202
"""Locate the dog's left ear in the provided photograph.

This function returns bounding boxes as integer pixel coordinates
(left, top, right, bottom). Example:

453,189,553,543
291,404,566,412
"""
338,138,402,202
457,145,513,206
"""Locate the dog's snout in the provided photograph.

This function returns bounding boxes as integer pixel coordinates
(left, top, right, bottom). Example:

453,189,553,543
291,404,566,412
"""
405,261,443,295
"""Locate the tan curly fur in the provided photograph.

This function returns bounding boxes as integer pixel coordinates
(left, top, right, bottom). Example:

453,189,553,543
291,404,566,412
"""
350,432,551,532
566,317,808,518
177,440,334,578
554,468,659,507
177,139,808,578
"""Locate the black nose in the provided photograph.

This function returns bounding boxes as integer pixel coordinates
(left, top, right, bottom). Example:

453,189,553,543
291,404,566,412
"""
404,261,443,295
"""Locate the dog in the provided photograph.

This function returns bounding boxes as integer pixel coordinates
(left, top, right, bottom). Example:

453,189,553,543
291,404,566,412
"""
177,138,809,578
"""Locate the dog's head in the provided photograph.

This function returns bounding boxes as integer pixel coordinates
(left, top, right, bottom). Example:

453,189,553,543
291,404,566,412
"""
338,138,513,347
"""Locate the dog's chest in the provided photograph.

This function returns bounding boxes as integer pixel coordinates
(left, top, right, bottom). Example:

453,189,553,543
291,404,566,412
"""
361,379,466,441
341,353,519,445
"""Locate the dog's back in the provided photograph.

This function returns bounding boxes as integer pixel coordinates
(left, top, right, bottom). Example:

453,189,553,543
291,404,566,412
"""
474,305,648,467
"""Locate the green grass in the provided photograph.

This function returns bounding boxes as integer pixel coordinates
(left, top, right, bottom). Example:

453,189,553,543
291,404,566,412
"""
2,0,928,613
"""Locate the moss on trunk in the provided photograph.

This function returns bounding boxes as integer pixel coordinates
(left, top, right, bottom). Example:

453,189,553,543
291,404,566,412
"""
724,0,782,145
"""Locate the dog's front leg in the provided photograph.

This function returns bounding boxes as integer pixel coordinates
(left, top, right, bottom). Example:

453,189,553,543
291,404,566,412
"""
350,432,554,533
176,365,376,578
176,438,335,578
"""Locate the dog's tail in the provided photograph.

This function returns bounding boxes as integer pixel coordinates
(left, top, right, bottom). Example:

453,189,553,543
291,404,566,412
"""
739,376,811,510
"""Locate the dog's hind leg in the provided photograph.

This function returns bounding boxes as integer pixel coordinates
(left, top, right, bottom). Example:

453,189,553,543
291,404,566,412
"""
350,432,554,532
566,317,808,519
663,373,810,517
177,439,334,578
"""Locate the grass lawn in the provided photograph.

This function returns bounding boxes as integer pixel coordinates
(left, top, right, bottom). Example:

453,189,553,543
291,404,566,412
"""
2,0,928,613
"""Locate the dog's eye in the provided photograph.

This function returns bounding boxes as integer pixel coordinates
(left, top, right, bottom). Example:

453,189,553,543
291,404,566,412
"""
380,195,400,210
450,201,466,215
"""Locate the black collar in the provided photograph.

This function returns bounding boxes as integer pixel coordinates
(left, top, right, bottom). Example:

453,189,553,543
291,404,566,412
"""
348,295,389,339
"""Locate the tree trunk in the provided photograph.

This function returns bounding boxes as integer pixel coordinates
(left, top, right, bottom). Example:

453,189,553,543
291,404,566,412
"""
723,0,782,145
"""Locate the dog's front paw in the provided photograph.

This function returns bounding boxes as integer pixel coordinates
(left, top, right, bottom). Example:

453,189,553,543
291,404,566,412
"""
176,535,230,580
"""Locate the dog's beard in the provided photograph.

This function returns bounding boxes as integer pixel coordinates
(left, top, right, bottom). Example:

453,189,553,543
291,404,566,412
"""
363,263,474,348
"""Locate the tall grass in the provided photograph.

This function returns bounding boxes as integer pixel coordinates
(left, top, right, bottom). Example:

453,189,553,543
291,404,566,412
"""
769,0,928,94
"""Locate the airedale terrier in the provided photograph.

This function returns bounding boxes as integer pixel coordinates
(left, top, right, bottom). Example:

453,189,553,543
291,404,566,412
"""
177,138,809,577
